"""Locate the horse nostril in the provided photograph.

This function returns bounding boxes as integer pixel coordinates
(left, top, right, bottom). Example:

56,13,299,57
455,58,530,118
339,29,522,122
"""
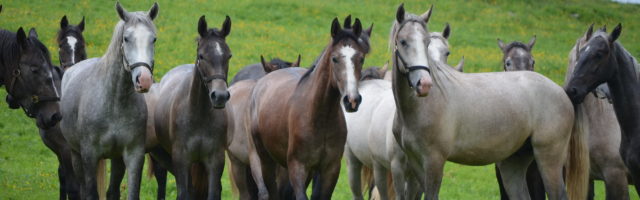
223,91,231,101
210,91,216,100
354,94,362,105
51,112,62,123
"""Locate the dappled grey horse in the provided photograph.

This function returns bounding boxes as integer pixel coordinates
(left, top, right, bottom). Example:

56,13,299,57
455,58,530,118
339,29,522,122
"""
60,2,158,199
390,3,589,200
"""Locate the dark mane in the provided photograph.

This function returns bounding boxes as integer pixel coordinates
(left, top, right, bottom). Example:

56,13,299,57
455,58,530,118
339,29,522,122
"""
0,30,20,85
299,28,367,83
269,58,292,68
504,41,530,53
56,27,85,44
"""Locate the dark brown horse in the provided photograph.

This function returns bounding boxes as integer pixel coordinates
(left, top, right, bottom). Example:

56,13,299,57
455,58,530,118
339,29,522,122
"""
152,15,231,200
57,15,87,70
247,18,368,200
229,55,301,85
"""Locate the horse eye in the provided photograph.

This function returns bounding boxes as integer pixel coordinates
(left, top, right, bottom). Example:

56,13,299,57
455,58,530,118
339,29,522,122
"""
506,60,512,67
446,52,451,56
332,57,338,63
152,37,157,43
198,55,204,60
124,37,129,43
400,40,408,46
360,57,365,63
229,54,233,59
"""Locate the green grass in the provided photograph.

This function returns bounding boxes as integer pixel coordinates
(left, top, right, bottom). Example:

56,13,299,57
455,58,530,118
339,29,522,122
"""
1,0,639,199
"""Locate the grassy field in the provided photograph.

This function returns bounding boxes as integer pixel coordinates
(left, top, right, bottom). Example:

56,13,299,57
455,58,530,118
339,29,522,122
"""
1,0,639,199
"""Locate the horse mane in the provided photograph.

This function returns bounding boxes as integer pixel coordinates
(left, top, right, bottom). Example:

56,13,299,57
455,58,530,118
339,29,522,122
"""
0,30,21,80
299,28,363,84
100,12,156,69
503,41,530,53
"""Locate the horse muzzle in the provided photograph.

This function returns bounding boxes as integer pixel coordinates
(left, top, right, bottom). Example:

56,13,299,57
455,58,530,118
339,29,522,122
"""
414,75,433,97
210,90,230,109
342,94,362,113
565,87,586,105
131,63,153,93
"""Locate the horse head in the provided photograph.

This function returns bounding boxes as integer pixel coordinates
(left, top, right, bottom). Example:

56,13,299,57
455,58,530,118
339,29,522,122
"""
196,15,232,109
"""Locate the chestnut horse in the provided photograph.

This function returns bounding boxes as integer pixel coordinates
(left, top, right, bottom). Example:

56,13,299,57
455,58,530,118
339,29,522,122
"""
247,18,368,200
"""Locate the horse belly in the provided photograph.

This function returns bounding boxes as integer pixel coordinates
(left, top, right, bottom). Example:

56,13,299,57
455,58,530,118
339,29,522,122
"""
447,125,531,165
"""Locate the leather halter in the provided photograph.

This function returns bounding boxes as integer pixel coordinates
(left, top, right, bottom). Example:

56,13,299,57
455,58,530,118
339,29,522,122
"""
6,68,60,118
196,58,227,84
394,19,431,88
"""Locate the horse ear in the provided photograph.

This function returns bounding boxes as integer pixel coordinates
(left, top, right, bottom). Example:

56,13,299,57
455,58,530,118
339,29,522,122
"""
381,61,389,74
260,55,275,73
396,3,405,23
600,25,607,32
60,15,69,29
292,54,301,67
455,56,464,72
331,17,340,38
497,38,506,52
528,35,536,50
353,18,363,36
364,23,373,37
0,5,3,14
420,5,434,24
609,23,622,44
148,2,159,21
28,28,38,39
198,15,208,37
343,15,352,29
116,2,129,21
78,16,85,32
584,23,594,40
221,15,231,38
443,23,451,39
16,27,28,50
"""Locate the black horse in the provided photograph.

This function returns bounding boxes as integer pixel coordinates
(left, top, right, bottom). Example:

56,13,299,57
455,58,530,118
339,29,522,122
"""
565,24,640,198
1,27,78,199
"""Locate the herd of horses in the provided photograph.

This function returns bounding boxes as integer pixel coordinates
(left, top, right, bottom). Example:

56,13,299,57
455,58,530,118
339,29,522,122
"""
0,2,638,200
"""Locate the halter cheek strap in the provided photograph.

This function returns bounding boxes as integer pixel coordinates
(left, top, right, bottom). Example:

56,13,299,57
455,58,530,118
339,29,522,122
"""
196,59,227,85
394,19,431,88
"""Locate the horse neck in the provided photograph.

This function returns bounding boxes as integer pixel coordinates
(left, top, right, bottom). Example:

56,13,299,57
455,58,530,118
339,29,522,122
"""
607,44,640,138
299,51,341,117
188,66,213,111
98,22,136,102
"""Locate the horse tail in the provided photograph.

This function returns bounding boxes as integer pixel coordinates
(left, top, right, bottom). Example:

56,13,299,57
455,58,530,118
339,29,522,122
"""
191,162,209,199
361,165,374,198
567,104,590,200
386,171,395,200
97,159,106,200
146,154,155,178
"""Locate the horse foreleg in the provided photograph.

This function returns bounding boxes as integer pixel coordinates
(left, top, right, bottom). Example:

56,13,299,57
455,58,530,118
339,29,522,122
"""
288,159,311,200
422,154,445,200
61,148,80,200
205,151,225,200
123,148,145,200
496,154,534,200
310,159,341,200
70,150,85,198
173,153,191,200
58,165,66,200
372,163,389,200
106,157,125,200
600,160,629,200
79,150,99,200
345,148,364,200
229,154,252,200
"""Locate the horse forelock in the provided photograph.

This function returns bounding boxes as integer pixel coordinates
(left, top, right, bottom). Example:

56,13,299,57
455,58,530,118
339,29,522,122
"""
503,41,530,53
57,26,85,45
0,30,21,73
388,13,428,52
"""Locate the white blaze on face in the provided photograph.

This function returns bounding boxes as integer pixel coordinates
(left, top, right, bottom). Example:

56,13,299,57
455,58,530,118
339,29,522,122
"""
411,26,429,67
340,46,358,96
125,25,155,65
66,36,77,63
428,38,446,64
215,42,223,56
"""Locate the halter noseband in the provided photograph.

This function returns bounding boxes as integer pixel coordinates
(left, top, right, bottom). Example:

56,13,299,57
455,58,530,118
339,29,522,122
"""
6,68,60,118
394,19,431,88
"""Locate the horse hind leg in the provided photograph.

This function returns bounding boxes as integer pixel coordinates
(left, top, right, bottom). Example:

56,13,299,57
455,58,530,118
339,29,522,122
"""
372,163,390,200
106,157,126,200
533,138,569,200
496,153,534,200
229,154,253,200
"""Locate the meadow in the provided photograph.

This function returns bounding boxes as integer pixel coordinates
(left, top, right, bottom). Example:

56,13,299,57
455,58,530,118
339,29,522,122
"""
1,0,639,199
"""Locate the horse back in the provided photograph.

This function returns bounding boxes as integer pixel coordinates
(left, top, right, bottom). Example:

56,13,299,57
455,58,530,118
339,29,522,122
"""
230,64,265,85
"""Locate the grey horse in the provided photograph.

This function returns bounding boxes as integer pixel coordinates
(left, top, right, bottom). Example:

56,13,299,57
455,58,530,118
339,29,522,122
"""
60,2,159,199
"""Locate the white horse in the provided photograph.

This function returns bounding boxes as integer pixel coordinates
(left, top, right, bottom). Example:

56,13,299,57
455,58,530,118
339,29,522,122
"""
389,4,589,200
60,2,158,199
344,15,463,200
